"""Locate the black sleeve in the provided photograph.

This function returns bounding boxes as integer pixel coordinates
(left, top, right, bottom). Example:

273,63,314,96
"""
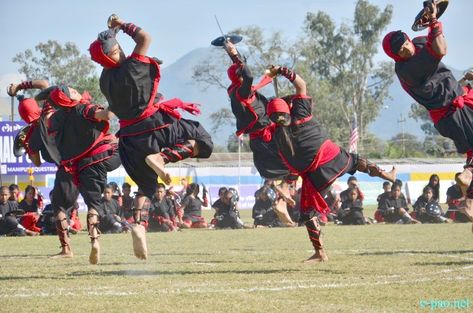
166,199,175,218
28,127,44,154
76,103,104,122
237,64,254,99
291,97,313,120
379,198,391,211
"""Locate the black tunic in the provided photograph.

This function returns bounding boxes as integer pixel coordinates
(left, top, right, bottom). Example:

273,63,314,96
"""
181,195,203,222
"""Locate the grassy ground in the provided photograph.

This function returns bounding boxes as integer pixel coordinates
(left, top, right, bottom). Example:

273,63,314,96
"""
1,209,472,313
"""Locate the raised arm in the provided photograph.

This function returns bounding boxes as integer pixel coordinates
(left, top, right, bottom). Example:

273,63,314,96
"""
426,2,447,57
7,79,50,97
271,66,306,96
224,41,253,98
109,17,151,57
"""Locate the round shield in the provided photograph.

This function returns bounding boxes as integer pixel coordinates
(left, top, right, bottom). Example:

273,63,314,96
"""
266,188,277,203
211,34,243,47
13,125,30,157
425,202,442,217
411,0,449,32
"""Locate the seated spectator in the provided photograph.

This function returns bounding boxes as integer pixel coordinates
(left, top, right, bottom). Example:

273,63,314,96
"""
98,184,125,234
213,188,247,229
445,173,470,222
120,182,134,221
413,186,450,223
178,183,208,229
375,181,392,222
425,174,441,201
210,187,228,227
340,176,364,203
148,183,178,232
252,186,282,227
378,182,420,224
0,186,36,236
19,185,43,234
338,187,366,225
8,184,22,202
109,182,123,208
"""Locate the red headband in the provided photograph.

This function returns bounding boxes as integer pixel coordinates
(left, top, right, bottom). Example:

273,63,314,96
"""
89,40,119,68
382,31,411,62
19,98,41,123
227,64,241,85
267,98,290,116
50,88,79,108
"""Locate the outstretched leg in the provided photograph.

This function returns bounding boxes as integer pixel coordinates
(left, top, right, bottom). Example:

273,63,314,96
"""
50,211,73,259
87,209,101,265
357,157,397,183
145,140,197,185
303,216,328,263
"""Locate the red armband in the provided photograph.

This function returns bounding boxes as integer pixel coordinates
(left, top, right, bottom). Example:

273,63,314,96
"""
428,20,443,42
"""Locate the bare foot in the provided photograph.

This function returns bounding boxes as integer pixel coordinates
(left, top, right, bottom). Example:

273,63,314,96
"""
457,168,472,196
145,154,172,185
382,166,397,183
131,224,148,260
304,249,329,263
50,249,73,259
89,239,100,265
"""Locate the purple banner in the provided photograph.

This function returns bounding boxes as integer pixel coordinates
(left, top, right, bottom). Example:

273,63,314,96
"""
0,121,57,175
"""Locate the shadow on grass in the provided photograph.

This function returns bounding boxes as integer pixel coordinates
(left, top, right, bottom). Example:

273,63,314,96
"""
69,268,304,277
414,260,473,266
357,250,473,256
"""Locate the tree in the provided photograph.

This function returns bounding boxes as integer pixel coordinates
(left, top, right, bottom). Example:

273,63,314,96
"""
12,40,105,103
299,0,394,151
385,133,425,158
227,134,251,153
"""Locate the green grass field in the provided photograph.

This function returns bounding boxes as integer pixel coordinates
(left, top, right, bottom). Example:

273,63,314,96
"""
1,209,472,313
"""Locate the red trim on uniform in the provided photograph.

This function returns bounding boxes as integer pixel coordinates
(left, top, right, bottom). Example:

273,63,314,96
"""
23,123,37,156
278,140,341,215
429,86,473,123
292,115,313,126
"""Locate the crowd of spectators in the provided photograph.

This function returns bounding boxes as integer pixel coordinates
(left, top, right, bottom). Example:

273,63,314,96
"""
1,172,470,237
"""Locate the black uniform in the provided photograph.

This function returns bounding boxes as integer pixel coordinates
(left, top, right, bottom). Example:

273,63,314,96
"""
338,199,365,225
99,54,213,198
49,103,120,210
148,197,176,232
395,37,473,154
252,198,280,227
212,199,242,229
18,198,40,213
27,112,79,215
0,201,22,235
181,195,205,223
275,96,357,192
445,185,469,222
98,198,122,233
228,59,288,179
379,196,410,223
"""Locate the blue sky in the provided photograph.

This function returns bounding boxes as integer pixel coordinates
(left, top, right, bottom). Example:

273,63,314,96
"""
0,0,470,93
